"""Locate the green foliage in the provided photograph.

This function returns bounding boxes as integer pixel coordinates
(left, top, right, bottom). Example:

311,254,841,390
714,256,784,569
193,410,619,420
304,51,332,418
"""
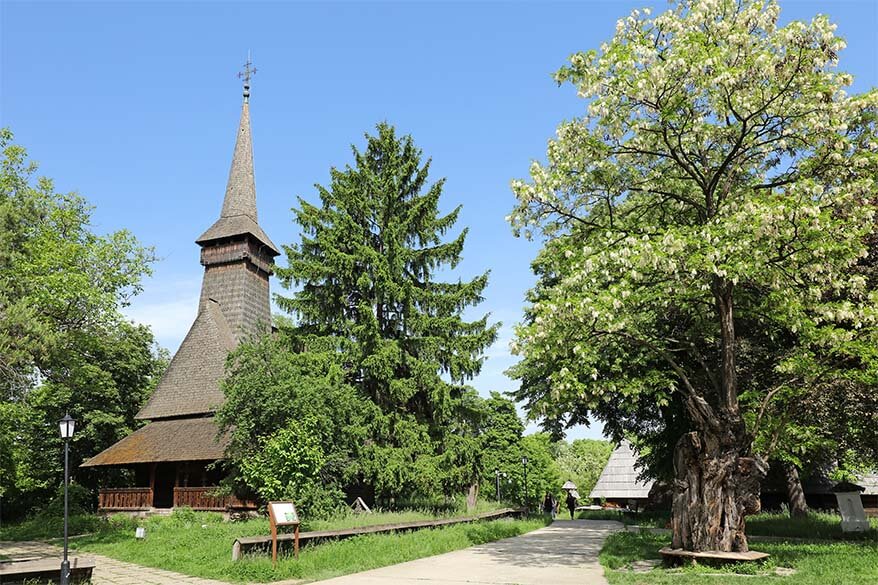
519,433,561,505
746,510,878,540
0,129,162,518
279,123,497,414
508,0,878,487
479,392,526,499
239,416,343,518
218,332,370,514
0,513,109,541
552,439,614,497
223,123,499,504
41,482,93,518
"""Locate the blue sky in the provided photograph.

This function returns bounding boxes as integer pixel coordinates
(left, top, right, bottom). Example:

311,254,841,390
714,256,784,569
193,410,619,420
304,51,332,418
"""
2,0,876,440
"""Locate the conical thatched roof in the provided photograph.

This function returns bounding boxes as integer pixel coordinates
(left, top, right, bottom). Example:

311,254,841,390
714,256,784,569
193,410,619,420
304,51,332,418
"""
589,440,654,500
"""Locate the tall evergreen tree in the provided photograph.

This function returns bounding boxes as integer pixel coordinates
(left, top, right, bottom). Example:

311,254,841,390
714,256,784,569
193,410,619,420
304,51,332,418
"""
277,123,499,500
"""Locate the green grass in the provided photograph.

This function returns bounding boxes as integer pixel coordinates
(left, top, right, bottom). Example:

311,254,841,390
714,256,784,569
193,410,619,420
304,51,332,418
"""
0,499,508,542
65,510,546,583
578,509,670,527
747,510,878,539
579,508,878,538
599,530,878,585
0,513,108,541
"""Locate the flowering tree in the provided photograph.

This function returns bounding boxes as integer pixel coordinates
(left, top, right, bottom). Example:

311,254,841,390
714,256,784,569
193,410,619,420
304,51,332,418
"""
508,0,878,552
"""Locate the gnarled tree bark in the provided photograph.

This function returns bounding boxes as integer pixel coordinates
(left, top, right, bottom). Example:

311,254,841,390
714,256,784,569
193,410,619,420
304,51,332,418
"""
670,278,768,552
671,430,767,552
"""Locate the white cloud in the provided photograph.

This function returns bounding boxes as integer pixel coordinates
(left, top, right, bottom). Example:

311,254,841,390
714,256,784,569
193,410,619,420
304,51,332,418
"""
122,274,201,353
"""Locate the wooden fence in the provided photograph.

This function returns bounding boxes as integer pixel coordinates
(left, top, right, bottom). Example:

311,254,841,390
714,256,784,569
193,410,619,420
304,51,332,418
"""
98,487,153,510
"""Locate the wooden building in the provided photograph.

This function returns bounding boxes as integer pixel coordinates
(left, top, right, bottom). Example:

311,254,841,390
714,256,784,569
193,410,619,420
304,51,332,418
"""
81,72,278,512
589,441,655,509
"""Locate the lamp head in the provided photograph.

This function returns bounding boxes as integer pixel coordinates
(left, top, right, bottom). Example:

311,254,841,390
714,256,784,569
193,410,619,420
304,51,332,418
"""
59,413,75,439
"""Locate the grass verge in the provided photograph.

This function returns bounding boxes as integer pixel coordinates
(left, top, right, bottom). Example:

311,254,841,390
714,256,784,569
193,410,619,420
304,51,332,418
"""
67,511,547,583
0,500,509,542
0,514,107,541
578,508,878,538
599,530,878,585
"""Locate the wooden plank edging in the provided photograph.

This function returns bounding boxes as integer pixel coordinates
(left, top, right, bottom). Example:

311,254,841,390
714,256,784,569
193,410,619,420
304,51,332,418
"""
231,507,523,561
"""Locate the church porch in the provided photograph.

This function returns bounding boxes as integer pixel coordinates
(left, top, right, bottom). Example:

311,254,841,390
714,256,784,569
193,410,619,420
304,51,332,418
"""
83,417,255,512
95,460,255,512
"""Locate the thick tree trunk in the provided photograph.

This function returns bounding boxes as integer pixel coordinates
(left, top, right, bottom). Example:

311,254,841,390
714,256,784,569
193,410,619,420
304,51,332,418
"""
671,431,767,552
782,462,809,518
669,278,768,551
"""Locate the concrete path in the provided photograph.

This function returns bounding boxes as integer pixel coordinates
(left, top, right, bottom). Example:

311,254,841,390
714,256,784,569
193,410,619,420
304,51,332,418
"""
313,519,621,585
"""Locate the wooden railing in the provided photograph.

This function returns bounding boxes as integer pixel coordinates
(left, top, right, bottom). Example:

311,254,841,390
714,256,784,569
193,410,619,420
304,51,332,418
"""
173,487,256,511
98,487,153,510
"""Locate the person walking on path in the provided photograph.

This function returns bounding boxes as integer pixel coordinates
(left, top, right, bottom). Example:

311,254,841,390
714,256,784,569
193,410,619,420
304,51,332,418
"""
565,490,577,520
542,492,557,519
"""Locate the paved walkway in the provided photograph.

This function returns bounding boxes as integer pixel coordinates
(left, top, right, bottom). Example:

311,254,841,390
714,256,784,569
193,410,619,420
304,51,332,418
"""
0,540,257,585
313,519,621,585
1,519,619,585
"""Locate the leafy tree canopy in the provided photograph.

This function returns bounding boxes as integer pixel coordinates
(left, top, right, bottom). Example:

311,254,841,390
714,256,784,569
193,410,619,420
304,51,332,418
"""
0,129,162,517
225,124,499,506
280,123,499,500
508,0,878,551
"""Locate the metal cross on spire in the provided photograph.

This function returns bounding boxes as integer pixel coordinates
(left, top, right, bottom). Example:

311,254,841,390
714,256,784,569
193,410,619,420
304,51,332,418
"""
238,51,257,103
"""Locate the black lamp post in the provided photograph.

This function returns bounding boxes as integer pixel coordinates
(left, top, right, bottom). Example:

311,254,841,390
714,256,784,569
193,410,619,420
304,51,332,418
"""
59,413,75,585
494,469,506,502
521,456,529,511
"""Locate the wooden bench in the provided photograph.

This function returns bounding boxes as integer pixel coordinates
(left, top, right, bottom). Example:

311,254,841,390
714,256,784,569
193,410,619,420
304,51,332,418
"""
659,547,770,566
0,557,95,584
232,507,524,560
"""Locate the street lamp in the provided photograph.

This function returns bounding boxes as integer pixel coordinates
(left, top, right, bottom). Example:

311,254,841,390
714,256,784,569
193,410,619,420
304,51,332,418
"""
59,413,75,585
521,456,529,511
494,469,507,502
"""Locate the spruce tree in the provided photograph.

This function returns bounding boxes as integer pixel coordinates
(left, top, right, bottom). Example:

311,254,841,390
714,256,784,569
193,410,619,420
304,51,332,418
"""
277,123,498,499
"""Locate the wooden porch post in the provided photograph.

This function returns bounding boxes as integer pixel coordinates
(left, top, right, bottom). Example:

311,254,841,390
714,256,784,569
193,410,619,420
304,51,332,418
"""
148,463,156,507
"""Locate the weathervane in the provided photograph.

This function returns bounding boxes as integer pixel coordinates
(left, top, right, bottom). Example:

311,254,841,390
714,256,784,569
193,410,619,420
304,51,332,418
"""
238,51,257,103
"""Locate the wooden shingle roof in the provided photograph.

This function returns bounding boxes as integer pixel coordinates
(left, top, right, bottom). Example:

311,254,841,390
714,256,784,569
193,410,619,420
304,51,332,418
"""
81,417,229,466
589,441,655,500
135,300,236,420
197,213,278,255
194,100,279,255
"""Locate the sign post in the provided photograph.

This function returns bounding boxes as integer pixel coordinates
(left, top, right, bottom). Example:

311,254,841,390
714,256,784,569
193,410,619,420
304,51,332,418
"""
268,501,300,566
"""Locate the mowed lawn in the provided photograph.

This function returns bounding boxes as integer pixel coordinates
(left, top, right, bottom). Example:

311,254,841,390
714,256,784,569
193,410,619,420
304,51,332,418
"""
65,508,548,583
599,513,878,585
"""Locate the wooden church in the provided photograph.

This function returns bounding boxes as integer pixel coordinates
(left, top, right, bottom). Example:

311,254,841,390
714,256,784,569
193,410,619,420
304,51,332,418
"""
82,68,277,512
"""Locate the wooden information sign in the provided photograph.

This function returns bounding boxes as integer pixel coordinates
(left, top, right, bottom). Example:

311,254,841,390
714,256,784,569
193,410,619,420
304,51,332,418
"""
268,501,300,565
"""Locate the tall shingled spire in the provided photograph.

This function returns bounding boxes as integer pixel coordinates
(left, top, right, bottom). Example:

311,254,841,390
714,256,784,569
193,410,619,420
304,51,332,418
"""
219,96,258,221
196,55,278,254
219,53,258,220
194,57,279,342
